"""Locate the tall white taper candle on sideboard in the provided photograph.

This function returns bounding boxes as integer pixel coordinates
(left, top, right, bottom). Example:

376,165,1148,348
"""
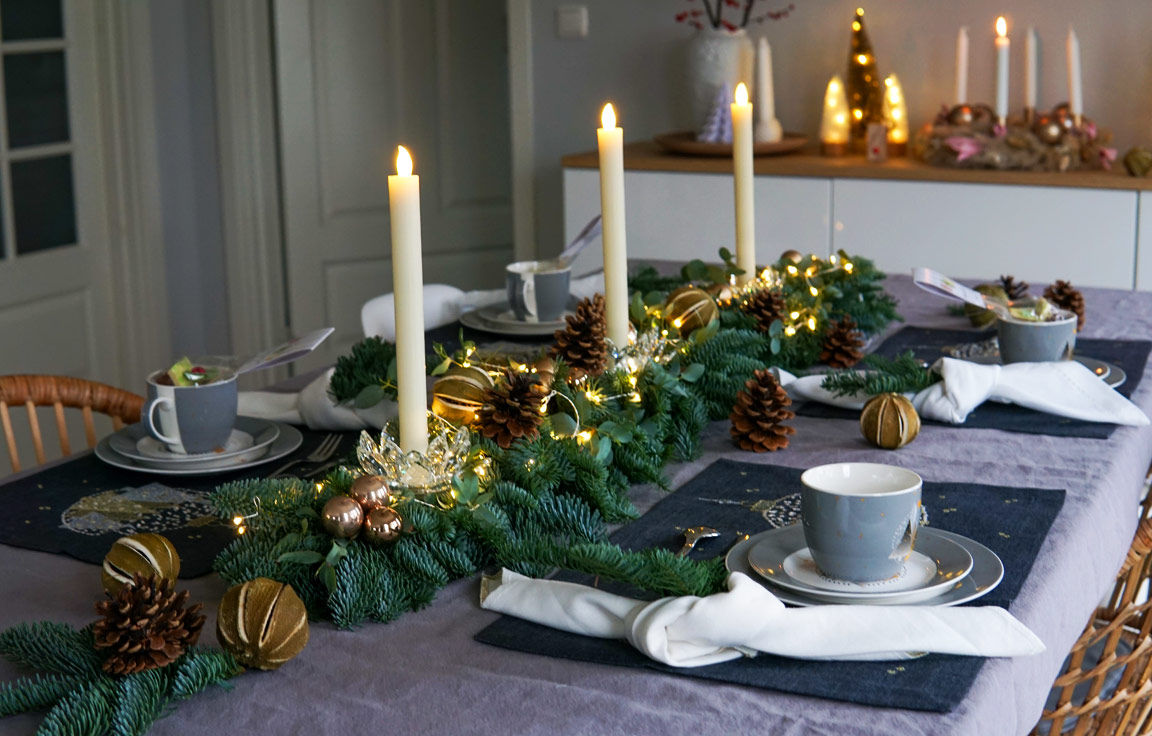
597,103,629,346
1024,26,1038,119
730,82,755,284
388,145,429,453
955,26,969,104
1066,26,1082,125
754,38,782,143
994,17,1010,126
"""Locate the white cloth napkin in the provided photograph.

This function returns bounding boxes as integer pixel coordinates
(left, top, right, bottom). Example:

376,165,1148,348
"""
779,358,1149,426
238,369,396,431
360,274,606,340
480,569,1044,666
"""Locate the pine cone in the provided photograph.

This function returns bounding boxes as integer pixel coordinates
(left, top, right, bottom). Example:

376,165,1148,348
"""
998,274,1029,301
730,370,795,452
741,288,787,333
93,573,204,676
551,294,608,379
478,371,550,449
1044,280,1086,331
820,315,865,368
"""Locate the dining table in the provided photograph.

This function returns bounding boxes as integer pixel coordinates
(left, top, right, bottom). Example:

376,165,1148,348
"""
1,273,1150,736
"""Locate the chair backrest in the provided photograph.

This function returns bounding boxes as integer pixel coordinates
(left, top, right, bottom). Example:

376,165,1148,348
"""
1033,470,1152,735
0,375,144,473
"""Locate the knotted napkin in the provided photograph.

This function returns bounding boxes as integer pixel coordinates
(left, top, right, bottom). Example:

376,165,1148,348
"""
780,358,1148,426
238,368,396,431
480,569,1044,666
361,273,605,341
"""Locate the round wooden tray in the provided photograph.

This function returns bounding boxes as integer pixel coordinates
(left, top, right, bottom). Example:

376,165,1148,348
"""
653,130,808,157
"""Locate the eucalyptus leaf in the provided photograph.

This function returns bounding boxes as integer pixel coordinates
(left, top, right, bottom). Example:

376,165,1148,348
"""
318,563,338,594
325,542,348,568
278,550,324,565
681,259,709,282
354,384,387,409
430,357,452,376
595,436,612,464
680,363,705,382
549,412,578,437
770,337,781,354
769,319,784,338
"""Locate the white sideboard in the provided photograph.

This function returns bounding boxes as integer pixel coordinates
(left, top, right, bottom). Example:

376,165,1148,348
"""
562,144,1151,290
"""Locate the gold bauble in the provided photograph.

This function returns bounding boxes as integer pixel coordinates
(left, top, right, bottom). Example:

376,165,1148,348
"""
1124,147,1152,178
348,474,391,511
860,393,921,449
780,249,803,264
431,365,494,425
705,282,736,304
1033,115,1064,145
216,578,309,670
101,532,180,595
362,506,403,545
664,286,718,334
320,496,363,539
946,104,975,126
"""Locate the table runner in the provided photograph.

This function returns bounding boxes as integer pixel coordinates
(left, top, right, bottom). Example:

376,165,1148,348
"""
797,327,1152,439
0,427,351,577
475,459,1065,713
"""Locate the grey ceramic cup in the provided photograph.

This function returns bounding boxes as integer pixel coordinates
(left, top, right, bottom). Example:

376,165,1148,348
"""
143,369,238,454
800,462,923,582
997,308,1077,363
506,260,571,322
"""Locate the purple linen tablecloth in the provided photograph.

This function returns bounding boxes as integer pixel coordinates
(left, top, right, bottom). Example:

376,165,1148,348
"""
1,275,1150,736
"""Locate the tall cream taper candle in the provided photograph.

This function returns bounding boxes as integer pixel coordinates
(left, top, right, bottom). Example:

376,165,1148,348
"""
597,103,629,346
388,145,428,453
731,82,755,284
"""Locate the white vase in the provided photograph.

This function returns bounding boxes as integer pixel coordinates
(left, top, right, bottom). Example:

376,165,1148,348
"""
687,28,754,130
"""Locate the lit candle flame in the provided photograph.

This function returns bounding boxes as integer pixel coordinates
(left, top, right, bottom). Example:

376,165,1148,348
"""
396,145,413,176
734,82,749,106
995,16,1007,38
601,103,616,129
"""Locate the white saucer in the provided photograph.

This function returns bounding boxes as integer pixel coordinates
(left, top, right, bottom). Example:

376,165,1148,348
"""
96,422,303,475
731,526,1001,607
108,417,280,465
782,548,940,594
459,302,575,336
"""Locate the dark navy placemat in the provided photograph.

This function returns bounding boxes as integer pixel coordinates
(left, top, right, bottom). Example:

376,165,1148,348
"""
475,459,1066,713
0,427,356,577
797,327,1152,439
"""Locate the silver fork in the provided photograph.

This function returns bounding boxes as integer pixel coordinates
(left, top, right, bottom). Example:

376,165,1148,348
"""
265,433,341,479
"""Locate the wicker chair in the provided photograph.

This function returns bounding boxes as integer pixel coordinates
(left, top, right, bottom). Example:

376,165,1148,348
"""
0,375,144,473
1032,473,1152,735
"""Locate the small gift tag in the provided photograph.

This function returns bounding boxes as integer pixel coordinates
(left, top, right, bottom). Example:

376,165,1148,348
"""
912,267,1009,316
235,327,335,375
866,122,888,162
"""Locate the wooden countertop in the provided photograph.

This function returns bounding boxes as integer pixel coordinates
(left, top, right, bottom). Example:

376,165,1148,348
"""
561,141,1152,192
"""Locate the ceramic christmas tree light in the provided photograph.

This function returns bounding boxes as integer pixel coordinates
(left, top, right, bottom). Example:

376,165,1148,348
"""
820,76,851,155
882,74,908,156
846,8,883,149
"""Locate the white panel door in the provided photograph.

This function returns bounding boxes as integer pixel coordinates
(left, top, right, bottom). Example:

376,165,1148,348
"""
275,0,513,371
0,1,120,384
563,169,831,276
1137,192,1152,292
832,179,1137,290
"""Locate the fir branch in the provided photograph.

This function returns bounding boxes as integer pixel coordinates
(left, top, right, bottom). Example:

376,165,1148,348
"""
0,673,83,717
110,668,168,736
0,623,101,678
329,336,399,404
820,351,939,397
167,648,241,701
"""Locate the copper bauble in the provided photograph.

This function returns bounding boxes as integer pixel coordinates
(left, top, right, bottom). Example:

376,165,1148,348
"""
533,355,556,389
216,578,309,670
1051,103,1075,132
664,287,718,334
946,104,975,126
362,506,403,544
431,365,494,425
780,249,803,264
320,496,363,538
101,533,181,595
706,282,736,304
860,393,920,449
348,474,391,511
1033,115,1064,145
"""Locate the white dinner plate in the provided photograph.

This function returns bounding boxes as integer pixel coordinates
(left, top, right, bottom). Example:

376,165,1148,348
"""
108,417,280,465
746,525,974,604
96,422,303,475
728,526,1004,607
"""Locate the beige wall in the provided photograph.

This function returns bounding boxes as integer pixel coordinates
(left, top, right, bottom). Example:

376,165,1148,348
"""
529,1,1152,253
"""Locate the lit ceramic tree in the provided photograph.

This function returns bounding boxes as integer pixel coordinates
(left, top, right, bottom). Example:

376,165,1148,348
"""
846,8,883,145
882,74,908,156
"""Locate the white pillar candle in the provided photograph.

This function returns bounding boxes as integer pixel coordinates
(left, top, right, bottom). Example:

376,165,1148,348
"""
1024,27,1038,112
754,38,782,143
1066,27,1082,124
730,82,755,284
994,17,1010,125
955,27,969,104
387,145,428,453
597,103,629,346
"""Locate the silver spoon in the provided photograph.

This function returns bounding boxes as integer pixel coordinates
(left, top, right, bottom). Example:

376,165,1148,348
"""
677,526,720,557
